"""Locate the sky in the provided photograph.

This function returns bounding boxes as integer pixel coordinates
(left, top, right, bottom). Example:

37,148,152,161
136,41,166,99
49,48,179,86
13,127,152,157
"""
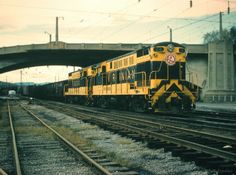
0,0,236,83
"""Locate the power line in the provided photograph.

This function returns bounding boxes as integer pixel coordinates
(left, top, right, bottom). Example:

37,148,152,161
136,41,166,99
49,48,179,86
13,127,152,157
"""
0,3,193,20
144,9,236,43
128,3,194,42
130,0,219,43
179,21,217,43
100,0,174,41
175,12,236,41
68,0,141,38
140,0,236,42
142,13,219,42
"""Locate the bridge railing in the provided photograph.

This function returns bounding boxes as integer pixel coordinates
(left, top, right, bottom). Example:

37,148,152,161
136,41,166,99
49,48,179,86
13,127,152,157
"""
0,44,47,55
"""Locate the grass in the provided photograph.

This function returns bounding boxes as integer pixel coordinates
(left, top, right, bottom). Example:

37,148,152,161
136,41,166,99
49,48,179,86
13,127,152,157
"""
77,124,98,130
53,126,93,147
114,138,133,145
57,125,139,168
42,122,139,169
99,149,139,169
15,126,54,139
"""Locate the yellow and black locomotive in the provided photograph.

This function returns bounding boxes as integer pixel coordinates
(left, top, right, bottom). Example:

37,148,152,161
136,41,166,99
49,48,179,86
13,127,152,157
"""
64,42,198,111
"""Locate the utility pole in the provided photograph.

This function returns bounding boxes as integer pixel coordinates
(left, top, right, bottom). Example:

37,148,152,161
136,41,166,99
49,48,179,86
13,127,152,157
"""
228,0,230,14
219,12,223,40
167,26,172,42
55,16,64,44
56,17,59,43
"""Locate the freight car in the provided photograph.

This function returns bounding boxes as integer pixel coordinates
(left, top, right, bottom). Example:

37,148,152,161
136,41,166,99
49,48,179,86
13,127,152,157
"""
28,80,67,101
64,42,199,111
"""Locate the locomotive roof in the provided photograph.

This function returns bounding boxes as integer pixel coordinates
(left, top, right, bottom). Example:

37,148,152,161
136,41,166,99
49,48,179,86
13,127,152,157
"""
73,41,185,71
107,41,185,62
153,41,185,48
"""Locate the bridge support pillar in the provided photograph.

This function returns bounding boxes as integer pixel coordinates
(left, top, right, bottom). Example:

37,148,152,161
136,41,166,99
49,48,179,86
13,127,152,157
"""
204,41,236,102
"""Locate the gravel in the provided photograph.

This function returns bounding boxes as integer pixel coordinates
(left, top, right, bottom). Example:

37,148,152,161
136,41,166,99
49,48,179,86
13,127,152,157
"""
27,103,215,175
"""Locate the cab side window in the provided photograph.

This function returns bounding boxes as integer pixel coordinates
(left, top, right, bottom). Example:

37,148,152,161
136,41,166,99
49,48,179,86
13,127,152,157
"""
137,47,149,57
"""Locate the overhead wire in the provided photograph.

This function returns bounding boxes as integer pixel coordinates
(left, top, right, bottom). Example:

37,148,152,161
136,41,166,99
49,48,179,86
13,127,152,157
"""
173,11,236,43
100,0,174,41
66,0,141,40
91,0,142,41
149,0,234,43
175,13,222,42
128,0,197,43
132,0,235,42
142,13,219,42
180,22,217,43
1,1,236,43
0,2,192,20
181,11,236,42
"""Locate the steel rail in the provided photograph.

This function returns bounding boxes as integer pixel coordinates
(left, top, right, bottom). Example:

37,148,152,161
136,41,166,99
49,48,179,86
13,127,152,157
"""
0,168,8,175
104,113,236,144
84,113,236,162
7,101,22,175
155,111,236,126
48,104,236,163
40,100,236,127
37,101,236,162
194,110,236,118
46,102,236,145
50,101,236,127
20,105,112,175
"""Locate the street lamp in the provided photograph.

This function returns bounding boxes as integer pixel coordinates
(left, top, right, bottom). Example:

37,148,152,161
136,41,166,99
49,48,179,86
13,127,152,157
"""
167,26,172,42
56,16,64,44
44,31,52,43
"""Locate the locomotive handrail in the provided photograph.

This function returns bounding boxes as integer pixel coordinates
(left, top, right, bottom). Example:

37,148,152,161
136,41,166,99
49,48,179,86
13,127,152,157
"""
101,72,106,85
79,76,88,94
134,71,147,87
149,61,164,80
149,70,167,81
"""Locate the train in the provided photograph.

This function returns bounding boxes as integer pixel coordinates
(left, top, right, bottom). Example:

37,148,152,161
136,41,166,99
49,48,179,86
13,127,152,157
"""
24,81,67,101
64,42,199,111
27,42,200,111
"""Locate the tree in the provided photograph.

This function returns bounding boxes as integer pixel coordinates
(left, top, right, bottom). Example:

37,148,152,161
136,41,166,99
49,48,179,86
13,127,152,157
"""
203,26,236,44
230,26,236,43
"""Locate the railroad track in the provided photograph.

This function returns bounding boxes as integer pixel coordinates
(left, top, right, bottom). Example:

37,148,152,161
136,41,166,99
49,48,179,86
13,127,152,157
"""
39,99,236,134
39,101,236,175
153,110,236,133
0,102,15,175
1,100,139,175
33,99,236,135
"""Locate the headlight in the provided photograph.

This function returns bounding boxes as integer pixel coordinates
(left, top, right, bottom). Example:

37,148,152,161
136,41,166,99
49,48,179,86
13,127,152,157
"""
167,44,174,52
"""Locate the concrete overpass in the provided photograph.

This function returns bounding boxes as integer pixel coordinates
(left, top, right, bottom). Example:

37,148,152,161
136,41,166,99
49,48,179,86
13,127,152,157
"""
0,41,235,102
0,41,208,73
